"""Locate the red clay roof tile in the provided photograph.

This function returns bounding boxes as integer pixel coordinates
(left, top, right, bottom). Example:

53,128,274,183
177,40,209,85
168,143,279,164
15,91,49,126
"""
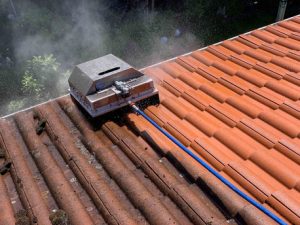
240,34,266,46
251,30,278,43
268,24,293,37
278,20,300,33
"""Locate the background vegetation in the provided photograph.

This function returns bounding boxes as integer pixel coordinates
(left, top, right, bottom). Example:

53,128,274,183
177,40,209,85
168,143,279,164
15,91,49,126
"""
0,0,299,115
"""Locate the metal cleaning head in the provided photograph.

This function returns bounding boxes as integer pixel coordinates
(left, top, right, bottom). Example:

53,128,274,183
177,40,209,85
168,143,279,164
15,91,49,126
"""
68,54,159,117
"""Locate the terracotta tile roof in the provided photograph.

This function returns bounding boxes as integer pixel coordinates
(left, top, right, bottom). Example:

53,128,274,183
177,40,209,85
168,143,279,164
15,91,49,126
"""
1,15,300,225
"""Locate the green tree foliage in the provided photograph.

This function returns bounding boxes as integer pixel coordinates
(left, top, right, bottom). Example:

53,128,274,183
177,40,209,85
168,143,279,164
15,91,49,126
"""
0,67,22,112
21,54,68,100
6,99,26,114
0,0,13,54
183,0,246,44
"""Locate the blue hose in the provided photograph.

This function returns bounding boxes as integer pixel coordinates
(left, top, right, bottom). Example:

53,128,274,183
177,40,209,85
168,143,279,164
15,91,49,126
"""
131,103,287,225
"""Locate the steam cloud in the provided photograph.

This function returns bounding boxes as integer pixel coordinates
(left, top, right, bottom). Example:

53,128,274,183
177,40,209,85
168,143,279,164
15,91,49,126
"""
4,0,202,115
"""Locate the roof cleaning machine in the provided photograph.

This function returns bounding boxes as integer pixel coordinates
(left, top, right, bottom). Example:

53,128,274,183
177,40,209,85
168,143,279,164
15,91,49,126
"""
68,54,159,117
